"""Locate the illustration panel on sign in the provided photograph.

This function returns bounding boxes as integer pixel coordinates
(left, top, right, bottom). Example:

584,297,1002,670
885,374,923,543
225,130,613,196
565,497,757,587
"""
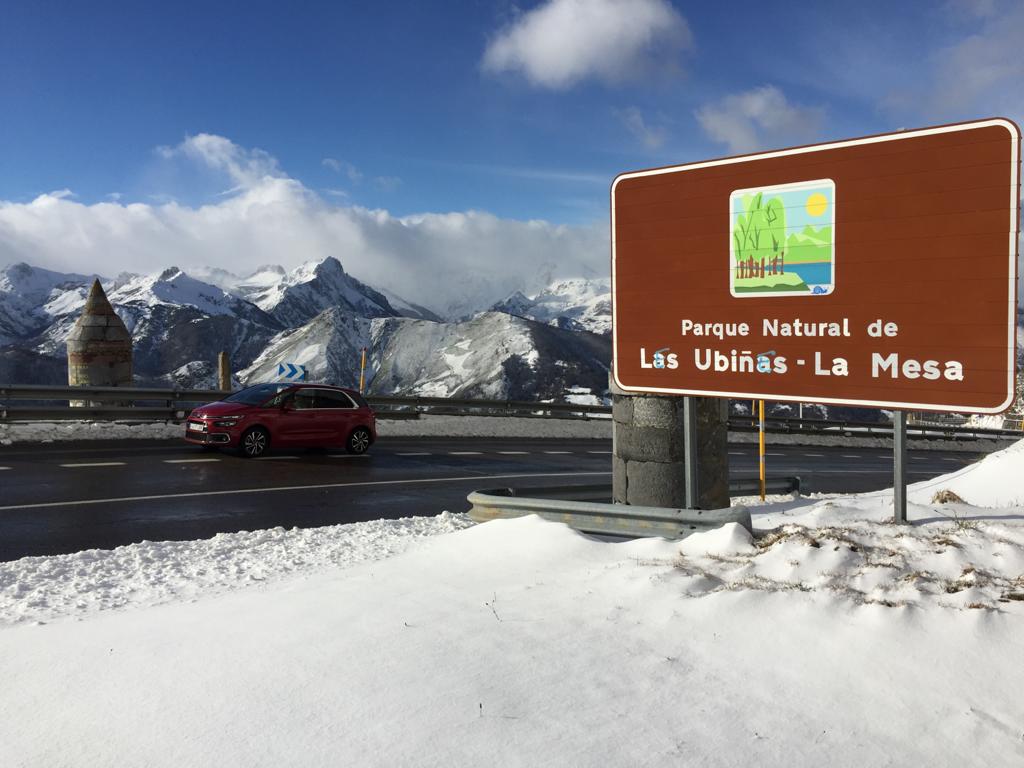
729,179,835,298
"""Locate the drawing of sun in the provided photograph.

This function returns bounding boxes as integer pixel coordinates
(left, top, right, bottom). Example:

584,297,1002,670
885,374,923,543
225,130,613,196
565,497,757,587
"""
806,192,828,216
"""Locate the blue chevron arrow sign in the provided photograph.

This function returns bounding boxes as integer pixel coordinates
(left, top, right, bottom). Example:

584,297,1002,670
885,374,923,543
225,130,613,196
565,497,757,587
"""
277,362,307,381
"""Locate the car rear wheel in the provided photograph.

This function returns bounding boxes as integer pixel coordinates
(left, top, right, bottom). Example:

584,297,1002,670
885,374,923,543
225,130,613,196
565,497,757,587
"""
241,427,270,458
346,427,371,455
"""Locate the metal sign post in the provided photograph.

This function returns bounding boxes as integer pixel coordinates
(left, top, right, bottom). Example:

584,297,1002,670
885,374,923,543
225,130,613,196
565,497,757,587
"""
759,400,766,501
894,410,908,523
683,396,698,508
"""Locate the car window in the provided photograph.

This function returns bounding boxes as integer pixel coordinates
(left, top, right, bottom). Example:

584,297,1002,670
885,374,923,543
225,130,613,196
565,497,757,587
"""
266,389,294,408
292,391,317,410
225,383,290,405
314,389,355,409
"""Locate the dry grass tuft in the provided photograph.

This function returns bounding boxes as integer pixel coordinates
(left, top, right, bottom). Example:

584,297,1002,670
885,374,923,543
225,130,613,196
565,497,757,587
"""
931,489,966,504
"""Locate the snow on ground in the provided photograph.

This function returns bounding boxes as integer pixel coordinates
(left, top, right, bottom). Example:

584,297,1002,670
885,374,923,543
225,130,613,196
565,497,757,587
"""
2,443,1024,766
0,513,473,627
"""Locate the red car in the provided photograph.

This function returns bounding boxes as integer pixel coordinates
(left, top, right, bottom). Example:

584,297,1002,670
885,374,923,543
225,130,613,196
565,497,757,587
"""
184,383,376,458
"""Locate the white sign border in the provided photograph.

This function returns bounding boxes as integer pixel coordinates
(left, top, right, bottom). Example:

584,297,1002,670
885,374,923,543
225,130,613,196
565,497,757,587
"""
610,118,1020,414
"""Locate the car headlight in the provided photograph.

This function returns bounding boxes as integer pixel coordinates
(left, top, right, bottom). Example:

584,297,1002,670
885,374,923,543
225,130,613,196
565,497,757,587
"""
213,416,244,427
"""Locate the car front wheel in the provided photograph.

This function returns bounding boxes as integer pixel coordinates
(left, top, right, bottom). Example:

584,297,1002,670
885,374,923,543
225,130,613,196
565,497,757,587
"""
241,427,270,458
346,427,371,455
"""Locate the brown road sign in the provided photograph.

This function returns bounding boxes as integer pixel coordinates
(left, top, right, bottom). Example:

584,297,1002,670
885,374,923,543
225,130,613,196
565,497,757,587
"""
611,118,1020,413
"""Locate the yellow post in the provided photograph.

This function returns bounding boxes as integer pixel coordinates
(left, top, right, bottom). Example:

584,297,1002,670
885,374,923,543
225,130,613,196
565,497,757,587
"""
759,399,766,501
358,347,367,394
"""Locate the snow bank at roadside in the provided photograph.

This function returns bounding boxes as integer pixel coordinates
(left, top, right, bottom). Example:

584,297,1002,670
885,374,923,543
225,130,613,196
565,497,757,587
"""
0,513,473,626
0,420,184,444
908,437,1024,507
0,414,612,444
4,415,1017,448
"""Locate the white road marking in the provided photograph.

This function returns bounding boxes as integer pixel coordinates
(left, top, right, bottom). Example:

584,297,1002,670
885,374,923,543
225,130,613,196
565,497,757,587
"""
449,451,482,455
330,454,369,459
587,450,611,455
802,453,825,458
498,451,529,455
911,456,928,461
941,458,961,462
254,456,300,460
163,458,221,464
543,451,571,454
841,454,862,458
59,462,126,468
0,471,613,512
396,452,431,456
766,452,786,456
728,451,745,456
0,466,10,471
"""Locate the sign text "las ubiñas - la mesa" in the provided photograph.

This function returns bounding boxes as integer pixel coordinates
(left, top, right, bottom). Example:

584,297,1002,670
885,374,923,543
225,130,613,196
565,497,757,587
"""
612,119,1020,413
670,317,963,381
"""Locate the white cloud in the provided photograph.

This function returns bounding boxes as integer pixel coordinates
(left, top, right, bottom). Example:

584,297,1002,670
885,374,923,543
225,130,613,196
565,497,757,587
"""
482,0,692,89
617,107,666,149
925,4,1024,118
158,134,283,189
696,85,825,153
0,135,607,318
945,0,999,18
373,176,402,192
322,157,364,184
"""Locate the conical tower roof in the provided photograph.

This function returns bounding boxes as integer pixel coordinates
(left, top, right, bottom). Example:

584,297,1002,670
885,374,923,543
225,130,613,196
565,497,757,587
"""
67,280,131,342
82,278,119,317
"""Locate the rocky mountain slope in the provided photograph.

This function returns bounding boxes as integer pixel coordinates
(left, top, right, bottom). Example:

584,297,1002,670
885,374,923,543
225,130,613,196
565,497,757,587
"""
240,309,610,401
491,277,611,335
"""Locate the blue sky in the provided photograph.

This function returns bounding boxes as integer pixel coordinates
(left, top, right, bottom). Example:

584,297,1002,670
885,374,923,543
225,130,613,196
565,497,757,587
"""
0,0,1020,312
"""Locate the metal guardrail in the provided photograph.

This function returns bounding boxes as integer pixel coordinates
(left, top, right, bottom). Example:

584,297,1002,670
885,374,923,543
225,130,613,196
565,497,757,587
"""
0,385,610,422
726,415,1023,440
467,485,752,539
0,384,1020,440
730,476,801,495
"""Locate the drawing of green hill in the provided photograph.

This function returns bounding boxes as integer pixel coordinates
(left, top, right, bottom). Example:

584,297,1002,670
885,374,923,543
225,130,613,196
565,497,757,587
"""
733,272,809,293
785,225,832,264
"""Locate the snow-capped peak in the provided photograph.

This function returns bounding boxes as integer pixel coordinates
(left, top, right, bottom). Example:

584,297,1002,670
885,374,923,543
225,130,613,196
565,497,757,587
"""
108,267,242,316
490,276,611,335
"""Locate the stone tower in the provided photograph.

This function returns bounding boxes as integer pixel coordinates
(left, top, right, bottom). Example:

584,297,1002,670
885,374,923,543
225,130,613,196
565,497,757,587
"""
67,280,133,388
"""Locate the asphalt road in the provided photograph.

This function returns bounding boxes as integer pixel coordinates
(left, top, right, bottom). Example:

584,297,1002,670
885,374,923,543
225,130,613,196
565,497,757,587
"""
0,436,990,561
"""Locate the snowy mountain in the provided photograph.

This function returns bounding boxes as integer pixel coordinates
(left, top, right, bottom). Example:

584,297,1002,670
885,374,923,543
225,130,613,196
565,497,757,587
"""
0,259,612,400
491,277,611,335
240,309,611,401
239,308,371,389
234,257,399,327
0,263,101,344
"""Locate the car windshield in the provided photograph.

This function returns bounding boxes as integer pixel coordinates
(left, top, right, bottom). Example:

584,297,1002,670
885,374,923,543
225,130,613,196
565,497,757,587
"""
222,383,291,406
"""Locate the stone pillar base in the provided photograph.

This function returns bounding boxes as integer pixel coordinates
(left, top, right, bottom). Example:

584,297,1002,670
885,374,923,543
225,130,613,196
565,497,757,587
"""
611,374,729,509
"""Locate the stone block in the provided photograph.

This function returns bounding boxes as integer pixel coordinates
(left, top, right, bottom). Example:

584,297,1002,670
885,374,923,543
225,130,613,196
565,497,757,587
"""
612,395,633,425
612,455,628,504
632,396,676,429
615,422,684,463
626,460,688,508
